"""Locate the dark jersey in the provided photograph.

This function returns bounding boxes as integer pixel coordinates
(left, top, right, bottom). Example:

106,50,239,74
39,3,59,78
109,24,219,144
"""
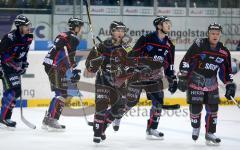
86,38,133,87
179,38,233,84
128,31,175,79
0,29,33,72
43,31,80,70
86,38,132,72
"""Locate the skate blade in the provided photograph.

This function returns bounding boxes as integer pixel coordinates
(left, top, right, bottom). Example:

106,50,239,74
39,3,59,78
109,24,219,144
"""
46,126,65,132
41,124,48,130
146,134,164,140
0,123,16,131
205,140,220,146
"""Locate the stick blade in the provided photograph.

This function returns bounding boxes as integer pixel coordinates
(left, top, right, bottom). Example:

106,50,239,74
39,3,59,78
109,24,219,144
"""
162,104,180,110
21,116,36,129
230,96,240,109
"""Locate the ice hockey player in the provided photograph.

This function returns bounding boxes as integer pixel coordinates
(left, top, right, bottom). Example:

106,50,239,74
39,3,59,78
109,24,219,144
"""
85,21,134,143
0,15,33,128
117,16,178,139
42,17,83,131
178,23,236,145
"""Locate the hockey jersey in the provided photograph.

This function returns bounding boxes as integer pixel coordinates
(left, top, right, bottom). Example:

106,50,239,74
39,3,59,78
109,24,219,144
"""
43,31,80,71
0,29,33,72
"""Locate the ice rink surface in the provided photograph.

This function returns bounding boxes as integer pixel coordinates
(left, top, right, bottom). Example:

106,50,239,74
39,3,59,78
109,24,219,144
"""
0,106,240,150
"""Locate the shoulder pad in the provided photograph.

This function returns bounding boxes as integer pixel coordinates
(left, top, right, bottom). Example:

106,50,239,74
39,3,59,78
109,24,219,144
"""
59,32,68,38
219,45,230,56
193,38,204,47
7,33,15,41
166,36,175,46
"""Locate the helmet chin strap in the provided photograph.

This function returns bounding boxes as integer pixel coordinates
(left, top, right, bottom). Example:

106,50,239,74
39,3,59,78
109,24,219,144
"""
70,27,78,35
157,23,167,35
160,28,167,35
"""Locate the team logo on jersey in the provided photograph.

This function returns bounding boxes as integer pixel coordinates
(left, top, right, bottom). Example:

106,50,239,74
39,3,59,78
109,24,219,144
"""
200,54,206,60
215,57,224,63
158,48,162,51
146,45,154,52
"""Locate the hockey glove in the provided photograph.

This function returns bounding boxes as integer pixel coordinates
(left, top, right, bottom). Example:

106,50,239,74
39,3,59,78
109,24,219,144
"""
89,56,104,72
137,65,152,77
71,69,81,83
225,82,236,100
168,75,178,94
177,72,188,92
22,62,29,69
17,62,29,75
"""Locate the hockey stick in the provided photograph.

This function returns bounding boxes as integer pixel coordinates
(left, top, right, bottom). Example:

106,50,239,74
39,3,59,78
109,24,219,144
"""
76,82,94,126
19,77,36,129
96,37,181,110
84,0,97,50
230,96,240,109
161,104,180,110
63,45,94,126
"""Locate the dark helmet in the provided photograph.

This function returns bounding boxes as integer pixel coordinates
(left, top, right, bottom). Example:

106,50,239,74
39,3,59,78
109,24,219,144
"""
109,21,127,32
68,17,84,30
208,22,222,32
14,15,31,27
153,16,171,27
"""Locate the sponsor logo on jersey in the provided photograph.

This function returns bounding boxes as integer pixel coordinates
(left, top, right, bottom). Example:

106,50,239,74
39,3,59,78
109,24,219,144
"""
205,63,218,71
215,57,224,63
209,56,215,59
153,55,164,62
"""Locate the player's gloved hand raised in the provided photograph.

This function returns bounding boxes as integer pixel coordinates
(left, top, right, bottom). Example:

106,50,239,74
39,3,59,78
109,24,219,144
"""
71,69,81,83
177,72,188,92
168,75,178,94
225,82,236,100
89,56,104,71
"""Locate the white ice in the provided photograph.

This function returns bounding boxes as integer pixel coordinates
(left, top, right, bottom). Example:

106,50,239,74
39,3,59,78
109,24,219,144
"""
0,106,240,150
